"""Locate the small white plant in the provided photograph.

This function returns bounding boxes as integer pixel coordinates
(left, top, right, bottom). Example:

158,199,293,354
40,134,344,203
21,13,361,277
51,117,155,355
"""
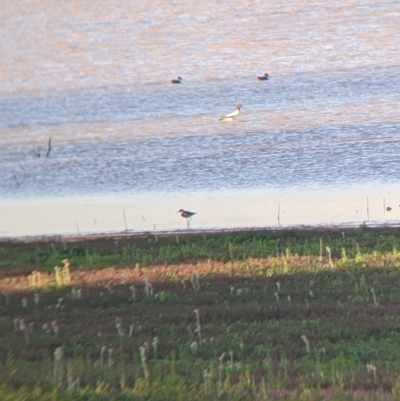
129,324,134,337
54,266,63,287
370,288,379,307
152,336,158,355
34,293,40,306
19,319,30,345
366,363,377,381
219,352,226,366
51,320,59,335
55,298,63,310
274,292,279,303
18,319,26,331
193,309,202,343
276,281,280,291
42,323,51,334
203,367,212,395
236,288,242,296
143,278,153,298
230,286,234,295
107,348,114,367
194,326,202,344
115,317,124,337
70,289,81,299
190,341,198,354
62,259,71,285
301,335,311,354
53,347,64,387
228,351,234,370
99,346,106,367
21,298,28,308
326,246,334,268
129,285,136,303
139,345,150,379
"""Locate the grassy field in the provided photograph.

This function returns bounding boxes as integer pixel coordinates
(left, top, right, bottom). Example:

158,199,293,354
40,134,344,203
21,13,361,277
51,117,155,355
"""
2,226,400,400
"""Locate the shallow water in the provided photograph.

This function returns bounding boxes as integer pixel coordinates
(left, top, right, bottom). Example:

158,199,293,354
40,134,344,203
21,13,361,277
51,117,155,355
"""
1,0,400,236
1,184,400,237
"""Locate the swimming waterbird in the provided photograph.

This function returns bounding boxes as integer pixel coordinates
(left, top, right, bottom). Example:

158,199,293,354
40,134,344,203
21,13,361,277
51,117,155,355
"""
171,76,183,84
257,73,270,81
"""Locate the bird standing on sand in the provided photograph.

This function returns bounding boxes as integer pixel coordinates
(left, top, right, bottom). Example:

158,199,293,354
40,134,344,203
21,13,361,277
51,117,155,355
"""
257,73,270,81
171,76,183,84
219,104,242,121
177,209,196,228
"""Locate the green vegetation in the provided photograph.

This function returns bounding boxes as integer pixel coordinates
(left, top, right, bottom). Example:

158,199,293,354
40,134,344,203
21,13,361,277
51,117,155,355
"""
1,227,400,400
1,226,400,271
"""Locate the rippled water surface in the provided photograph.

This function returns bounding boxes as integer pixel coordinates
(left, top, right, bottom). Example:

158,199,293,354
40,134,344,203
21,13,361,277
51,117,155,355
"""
1,0,400,236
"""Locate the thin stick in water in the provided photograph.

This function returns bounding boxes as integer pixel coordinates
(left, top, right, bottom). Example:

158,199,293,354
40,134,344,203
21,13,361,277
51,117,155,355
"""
123,210,128,231
367,197,369,221
46,137,52,157
277,203,280,225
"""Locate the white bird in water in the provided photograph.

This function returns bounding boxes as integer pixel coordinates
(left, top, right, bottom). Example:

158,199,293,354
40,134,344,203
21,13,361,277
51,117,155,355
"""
219,104,242,121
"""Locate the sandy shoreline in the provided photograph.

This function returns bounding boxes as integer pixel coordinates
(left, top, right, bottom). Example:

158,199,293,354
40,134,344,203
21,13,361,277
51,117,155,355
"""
2,220,400,246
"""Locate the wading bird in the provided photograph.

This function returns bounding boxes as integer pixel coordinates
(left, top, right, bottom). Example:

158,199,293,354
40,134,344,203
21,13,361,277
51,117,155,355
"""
171,76,183,84
177,209,196,228
219,104,242,121
257,73,270,81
